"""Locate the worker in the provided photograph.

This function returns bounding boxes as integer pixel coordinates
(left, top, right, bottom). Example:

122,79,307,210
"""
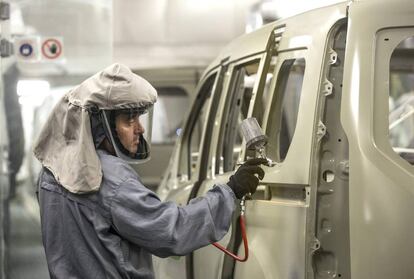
34,63,266,279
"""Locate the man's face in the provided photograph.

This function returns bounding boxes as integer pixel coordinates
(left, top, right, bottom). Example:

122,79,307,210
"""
115,113,145,155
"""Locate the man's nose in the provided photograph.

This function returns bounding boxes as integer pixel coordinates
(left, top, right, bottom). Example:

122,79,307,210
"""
134,121,145,134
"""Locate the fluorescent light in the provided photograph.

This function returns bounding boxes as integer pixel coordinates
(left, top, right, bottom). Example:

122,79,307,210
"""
17,80,50,106
17,80,50,96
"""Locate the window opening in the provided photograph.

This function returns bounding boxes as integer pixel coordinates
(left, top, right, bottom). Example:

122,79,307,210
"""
267,58,306,162
216,60,260,174
151,87,188,144
389,36,414,164
180,74,216,180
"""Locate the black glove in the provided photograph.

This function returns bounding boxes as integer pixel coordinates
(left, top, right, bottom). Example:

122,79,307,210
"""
227,158,267,199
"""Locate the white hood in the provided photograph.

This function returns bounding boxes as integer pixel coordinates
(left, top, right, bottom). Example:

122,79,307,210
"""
33,63,157,193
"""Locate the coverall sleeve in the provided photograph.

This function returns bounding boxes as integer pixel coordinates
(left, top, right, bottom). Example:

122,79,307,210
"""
110,178,236,258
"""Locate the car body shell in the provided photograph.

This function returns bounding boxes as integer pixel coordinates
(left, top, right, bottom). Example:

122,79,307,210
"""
155,0,414,278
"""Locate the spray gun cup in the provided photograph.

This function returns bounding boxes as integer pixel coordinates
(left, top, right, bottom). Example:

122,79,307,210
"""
246,135,268,150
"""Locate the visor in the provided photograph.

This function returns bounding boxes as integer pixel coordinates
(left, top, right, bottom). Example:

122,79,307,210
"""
102,106,153,164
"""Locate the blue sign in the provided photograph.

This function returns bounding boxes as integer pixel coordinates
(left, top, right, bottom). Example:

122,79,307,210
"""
19,43,33,57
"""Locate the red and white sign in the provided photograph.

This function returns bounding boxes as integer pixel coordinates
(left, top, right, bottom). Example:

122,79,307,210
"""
41,37,63,60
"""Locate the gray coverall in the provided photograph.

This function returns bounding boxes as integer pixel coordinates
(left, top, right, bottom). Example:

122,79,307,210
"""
38,149,236,279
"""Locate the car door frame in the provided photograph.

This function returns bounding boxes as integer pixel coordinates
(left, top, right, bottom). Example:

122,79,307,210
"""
153,65,224,279
190,53,267,279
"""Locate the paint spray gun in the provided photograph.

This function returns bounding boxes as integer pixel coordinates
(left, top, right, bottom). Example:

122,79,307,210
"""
240,117,276,167
212,117,275,262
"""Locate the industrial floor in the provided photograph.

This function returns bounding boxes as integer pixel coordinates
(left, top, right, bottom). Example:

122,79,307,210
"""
8,181,49,279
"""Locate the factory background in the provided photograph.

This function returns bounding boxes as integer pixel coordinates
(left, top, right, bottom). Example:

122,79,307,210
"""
0,0,403,278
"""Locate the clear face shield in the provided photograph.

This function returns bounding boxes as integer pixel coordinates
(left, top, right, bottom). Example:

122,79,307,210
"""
101,106,153,164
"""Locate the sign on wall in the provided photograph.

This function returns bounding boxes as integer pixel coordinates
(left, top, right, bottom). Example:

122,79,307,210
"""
14,37,40,61
14,36,64,62
41,37,63,60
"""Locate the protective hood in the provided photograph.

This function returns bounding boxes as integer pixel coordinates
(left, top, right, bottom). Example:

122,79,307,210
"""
33,63,157,194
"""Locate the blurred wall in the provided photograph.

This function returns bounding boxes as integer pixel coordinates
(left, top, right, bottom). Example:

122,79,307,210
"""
114,0,259,69
11,0,113,76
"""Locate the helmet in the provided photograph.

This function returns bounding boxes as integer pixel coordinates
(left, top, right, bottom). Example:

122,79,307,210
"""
34,63,157,193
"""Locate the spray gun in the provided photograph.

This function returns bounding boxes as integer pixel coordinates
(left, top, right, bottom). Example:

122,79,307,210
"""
240,117,276,167
212,117,275,262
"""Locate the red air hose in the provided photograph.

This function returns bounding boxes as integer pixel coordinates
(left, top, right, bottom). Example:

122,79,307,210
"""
212,197,249,262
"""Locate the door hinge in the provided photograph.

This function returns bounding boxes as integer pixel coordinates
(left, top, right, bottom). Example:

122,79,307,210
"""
328,48,338,65
310,238,321,253
322,80,333,97
0,2,10,21
317,121,327,141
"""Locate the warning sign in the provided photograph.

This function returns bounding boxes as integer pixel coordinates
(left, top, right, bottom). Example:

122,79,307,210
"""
41,37,63,60
14,37,40,61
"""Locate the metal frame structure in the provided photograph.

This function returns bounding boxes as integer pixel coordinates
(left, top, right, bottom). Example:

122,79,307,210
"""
155,1,414,278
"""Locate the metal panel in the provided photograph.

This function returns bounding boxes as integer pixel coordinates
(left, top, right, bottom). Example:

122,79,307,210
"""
309,21,350,279
156,2,351,278
192,175,232,279
234,199,307,279
203,2,348,76
341,0,414,278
